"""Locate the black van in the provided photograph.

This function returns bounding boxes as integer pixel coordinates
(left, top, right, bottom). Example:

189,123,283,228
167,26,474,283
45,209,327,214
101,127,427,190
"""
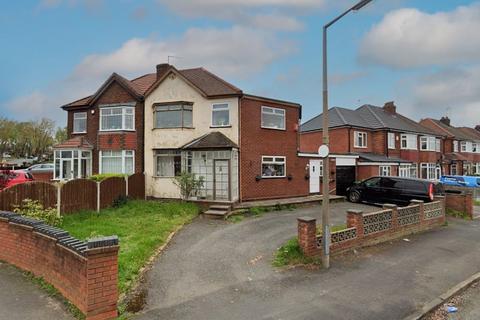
346,176,444,206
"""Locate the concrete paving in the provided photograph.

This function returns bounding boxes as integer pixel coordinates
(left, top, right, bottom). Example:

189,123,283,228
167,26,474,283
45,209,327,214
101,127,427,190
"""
0,262,72,320
137,203,480,320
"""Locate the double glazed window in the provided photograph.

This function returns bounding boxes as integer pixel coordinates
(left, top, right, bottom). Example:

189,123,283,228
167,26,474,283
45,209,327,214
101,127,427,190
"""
262,156,286,178
420,136,436,151
388,132,395,149
261,106,285,130
155,150,182,177
100,150,134,174
212,103,230,127
399,164,417,178
100,106,134,131
354,131,367,148
453,140,459,152
154,104,193,128
73,112,87,133
379,166,391,177
401,134,418,150
420,163,439,180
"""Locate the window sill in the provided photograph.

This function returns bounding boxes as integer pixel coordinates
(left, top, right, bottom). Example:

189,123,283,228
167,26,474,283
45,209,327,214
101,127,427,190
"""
152,127,195,130
99,130,136,133
354,146,367,149
210,125,232,128
72,132,87,135
261,126,286,131
261,176,287,179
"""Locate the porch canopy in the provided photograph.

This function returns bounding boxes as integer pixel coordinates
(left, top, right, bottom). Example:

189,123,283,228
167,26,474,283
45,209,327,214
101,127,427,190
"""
53,137,93,180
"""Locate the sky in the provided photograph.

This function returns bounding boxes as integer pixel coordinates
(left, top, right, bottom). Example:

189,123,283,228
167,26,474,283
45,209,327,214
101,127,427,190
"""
0,0,479,128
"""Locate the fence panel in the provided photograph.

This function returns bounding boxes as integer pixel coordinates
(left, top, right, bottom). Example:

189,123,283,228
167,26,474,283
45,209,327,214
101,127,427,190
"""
99,177,126,209
61,179,97,214
128,173,145,200
0,182,57,211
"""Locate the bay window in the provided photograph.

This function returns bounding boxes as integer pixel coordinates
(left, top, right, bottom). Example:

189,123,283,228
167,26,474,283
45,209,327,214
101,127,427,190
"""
100,150,134,174
388,132,395,149
261,106,285,130
399,164,417,178
155,150,182,177
73,112,87,133
262,156,286,178
100,105,135,131
453,140,459,152
54,150,92,180
154,103,193,128
211,103,230,127
420,163,439,180
435,138,441,152
354,131,367,148
420,136,436,151
401,134,418,150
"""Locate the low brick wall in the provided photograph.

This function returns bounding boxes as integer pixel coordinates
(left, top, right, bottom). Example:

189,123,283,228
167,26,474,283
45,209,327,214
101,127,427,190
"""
298,197,446,257
0,211,119,320
445,191,474,219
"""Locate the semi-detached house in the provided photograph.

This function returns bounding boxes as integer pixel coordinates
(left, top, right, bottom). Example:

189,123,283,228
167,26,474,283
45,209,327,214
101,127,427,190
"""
300,102,444,195
55,64,311,203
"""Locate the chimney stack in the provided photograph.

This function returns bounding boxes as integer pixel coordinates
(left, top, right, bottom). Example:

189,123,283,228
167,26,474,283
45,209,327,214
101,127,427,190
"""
383,101,396,114
440,116,451,126
156,63,170,79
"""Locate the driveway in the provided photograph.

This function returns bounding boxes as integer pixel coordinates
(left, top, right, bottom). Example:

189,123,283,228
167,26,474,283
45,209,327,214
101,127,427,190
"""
0,262,72,320
137,203,480,320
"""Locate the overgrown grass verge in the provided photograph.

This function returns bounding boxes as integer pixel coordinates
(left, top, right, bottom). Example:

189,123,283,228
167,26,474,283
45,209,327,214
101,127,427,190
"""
273,237,321,267
446,208,470,220
61,200,199,295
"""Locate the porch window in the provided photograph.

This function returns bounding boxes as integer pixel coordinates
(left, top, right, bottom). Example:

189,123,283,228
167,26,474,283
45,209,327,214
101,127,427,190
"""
379,166,391,177
54,150,92,180
100,150,134,174
354,131,367,148
261,106,285,130
73,112,87,133
262,156,286,178
100,106,134,131
155,150,182,177
154,104,193,128
212,103,230,127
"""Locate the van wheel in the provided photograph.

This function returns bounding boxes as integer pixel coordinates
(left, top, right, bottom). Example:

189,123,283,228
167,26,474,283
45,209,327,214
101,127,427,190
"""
348,191,361,203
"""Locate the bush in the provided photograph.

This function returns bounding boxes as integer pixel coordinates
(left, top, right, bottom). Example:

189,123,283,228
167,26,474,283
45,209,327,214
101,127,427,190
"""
273,237,320,267
90,173,128,182
173,172,205,200
13,199,62,227
113,195,129,208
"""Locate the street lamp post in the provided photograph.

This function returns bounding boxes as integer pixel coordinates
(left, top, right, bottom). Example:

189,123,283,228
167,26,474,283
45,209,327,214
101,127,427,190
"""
321,0,373,269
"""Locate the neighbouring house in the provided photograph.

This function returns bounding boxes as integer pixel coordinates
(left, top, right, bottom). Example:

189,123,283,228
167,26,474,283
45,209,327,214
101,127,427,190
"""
144,64,309,202
53,72,153,179
420,117,480,175
300,102,444,195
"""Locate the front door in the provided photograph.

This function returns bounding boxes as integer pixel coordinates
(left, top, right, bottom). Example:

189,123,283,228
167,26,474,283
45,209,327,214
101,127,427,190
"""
309,160,321,193
214,160,230,201
61,159,73,180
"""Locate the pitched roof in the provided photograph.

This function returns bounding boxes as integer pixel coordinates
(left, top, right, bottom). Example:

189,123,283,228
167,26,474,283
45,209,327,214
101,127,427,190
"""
182,132,238,150
53,137,93,149
458,127,480,141
301,104,435,135
425,119,474,141
179,68,242,97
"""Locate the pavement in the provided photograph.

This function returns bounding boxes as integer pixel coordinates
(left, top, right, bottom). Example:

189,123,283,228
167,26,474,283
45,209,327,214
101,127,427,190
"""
136,202,480,320
0,262,72,320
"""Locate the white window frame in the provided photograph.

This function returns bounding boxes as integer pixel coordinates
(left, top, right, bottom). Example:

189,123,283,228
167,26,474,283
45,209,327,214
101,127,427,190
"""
99,106,135,132
154,150,182,178
453,140,459,152
460,141,468,152
435,138,441,152
73,112,87,134
99,150,135,174
54,149,92,180
420,163,439,180
261,156,286,178
401,134,418,150
379,165,391,177
211,103,230,127
388,132,395,149
154,103,193,129
420,136,436,151
261,106,286,130
399,164,418,178
472,143,478,153
354,131,368,148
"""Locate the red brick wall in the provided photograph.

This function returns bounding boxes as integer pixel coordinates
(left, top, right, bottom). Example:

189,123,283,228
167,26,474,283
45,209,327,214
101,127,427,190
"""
0,214,119,320
445,192,474,219
239,97,309,201
372,131,386,155
300,128,351,154
66,81,144,175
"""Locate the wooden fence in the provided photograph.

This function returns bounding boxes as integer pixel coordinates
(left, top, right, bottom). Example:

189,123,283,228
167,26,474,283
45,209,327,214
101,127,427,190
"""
0,174,145,215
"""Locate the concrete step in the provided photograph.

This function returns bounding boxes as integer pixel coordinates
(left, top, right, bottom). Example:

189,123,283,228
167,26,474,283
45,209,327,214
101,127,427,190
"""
204,209,228,218
209,204,231,211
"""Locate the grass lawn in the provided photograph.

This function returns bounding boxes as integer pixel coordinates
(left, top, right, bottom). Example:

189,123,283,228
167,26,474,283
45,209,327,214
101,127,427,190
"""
61,200,199,294
475,200,480,206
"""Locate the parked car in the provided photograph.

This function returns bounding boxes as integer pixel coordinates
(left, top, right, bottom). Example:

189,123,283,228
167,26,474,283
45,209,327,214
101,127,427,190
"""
25,163,54,174
346,176,444,207
440,175,480,188
0,170,34,190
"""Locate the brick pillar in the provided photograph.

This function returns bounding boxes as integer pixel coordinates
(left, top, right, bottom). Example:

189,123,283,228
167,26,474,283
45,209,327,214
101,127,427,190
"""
85,236,119,320
347,209,364,239
297,217,320,257
465,192,473,219
383,204,398,230
410,200,425,221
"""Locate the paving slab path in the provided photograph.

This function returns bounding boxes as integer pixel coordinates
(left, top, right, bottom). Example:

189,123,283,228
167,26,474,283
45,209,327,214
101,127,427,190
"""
137,203,480,320
0,262,72,320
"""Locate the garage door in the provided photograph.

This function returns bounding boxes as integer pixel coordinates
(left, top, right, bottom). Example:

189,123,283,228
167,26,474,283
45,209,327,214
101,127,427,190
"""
336,166,356,196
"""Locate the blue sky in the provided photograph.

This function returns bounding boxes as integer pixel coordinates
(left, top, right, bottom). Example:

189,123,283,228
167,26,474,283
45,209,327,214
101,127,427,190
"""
1,0,479,127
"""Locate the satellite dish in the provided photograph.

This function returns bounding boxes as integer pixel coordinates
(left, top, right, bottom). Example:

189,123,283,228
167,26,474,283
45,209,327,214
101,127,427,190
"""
318,145,330,158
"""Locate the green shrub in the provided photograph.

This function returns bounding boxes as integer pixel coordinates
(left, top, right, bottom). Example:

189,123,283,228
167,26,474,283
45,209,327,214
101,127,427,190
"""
89,173,128,182
173,172,205,200
113,195,129,208
13,199,62,227
273,237,320,267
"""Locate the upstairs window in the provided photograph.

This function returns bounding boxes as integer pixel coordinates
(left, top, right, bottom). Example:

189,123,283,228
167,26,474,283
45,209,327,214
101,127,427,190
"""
261,106,285,130
211,103,230,127
354,131,367,148
420,136,436,151
453,140,459,152
73,112,87,133
472,143,478,153
401,134,418,150
154,104,193,129
100,106,134,131
262,156,286,178
388,132,395,149
435,139,441,152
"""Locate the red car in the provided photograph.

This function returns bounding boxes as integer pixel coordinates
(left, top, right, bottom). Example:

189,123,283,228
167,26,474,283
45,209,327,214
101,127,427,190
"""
0,170,34,190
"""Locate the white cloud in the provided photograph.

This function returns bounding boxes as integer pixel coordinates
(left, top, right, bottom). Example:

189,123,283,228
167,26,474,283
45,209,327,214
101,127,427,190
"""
359,3,480,68
3,25,295,124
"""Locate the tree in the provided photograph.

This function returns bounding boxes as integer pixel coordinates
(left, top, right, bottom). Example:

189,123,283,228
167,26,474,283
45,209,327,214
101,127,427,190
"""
55,126,68,144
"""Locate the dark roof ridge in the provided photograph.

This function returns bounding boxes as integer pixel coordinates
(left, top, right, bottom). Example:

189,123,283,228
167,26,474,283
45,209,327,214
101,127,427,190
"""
361,104,386,127
333,107,347,125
